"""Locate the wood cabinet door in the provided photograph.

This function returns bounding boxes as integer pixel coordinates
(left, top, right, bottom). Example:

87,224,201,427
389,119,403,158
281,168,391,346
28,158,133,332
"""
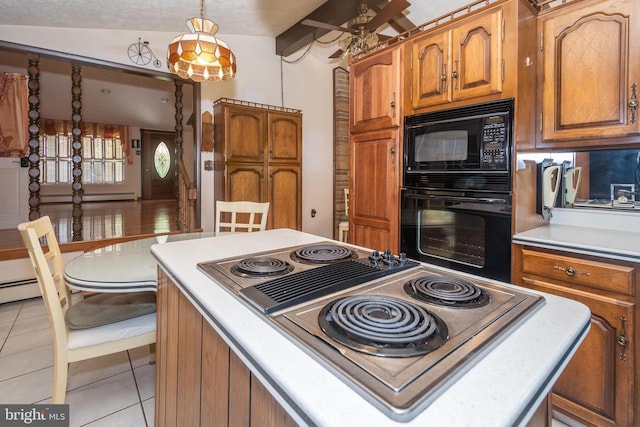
450,6,504,102
409,29,452,109
350,46,401,133
225,106,265,163
350,128,400,252
268,165,302,230
267,111,302,163
226,164,265,203
522,278,634,427
540,0,640,145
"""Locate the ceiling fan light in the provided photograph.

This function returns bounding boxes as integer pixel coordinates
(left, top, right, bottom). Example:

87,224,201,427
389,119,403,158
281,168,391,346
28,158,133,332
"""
167,11,236,82
338,36,353,52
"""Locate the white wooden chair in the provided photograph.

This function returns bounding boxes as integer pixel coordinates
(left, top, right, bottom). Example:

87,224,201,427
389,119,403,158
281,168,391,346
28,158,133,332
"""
338,188,349,242
215,200,270,234
18,216,156,404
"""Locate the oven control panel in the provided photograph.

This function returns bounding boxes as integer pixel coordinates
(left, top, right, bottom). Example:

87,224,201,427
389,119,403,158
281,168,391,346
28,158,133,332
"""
481,115,508,169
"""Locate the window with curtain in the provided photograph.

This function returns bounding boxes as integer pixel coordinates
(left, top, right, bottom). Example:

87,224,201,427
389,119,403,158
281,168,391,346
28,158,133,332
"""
41,134,125,184
40,119,130,184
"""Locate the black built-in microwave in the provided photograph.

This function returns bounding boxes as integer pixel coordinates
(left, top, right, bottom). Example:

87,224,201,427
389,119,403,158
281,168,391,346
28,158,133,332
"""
403,99,514,192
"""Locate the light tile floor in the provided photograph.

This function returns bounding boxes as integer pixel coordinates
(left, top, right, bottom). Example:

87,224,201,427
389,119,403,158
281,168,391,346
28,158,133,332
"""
0,296,155,427
0,296,580,427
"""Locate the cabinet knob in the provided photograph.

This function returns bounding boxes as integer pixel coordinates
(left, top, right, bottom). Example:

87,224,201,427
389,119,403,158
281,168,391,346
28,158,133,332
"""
617,335,629,347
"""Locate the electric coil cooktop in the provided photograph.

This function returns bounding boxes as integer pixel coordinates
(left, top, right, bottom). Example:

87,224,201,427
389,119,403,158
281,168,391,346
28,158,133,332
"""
197,242,544,422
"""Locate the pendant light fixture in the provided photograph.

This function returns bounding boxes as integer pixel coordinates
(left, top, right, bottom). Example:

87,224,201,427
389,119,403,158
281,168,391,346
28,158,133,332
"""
167,0,236,82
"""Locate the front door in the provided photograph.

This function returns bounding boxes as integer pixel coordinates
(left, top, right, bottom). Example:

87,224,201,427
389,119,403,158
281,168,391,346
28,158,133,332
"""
142,130,176,200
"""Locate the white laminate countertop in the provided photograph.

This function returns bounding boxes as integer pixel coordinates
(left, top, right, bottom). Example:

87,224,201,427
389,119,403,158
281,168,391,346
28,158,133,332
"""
513,208,640,262
151,229,590,427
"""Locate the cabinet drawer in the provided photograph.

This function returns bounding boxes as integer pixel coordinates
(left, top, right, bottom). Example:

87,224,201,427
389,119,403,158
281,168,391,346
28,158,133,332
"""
521,249,634,295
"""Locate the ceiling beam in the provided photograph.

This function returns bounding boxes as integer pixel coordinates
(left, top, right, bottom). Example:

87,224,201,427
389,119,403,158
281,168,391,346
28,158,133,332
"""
275,0,415,57
275,0,362,57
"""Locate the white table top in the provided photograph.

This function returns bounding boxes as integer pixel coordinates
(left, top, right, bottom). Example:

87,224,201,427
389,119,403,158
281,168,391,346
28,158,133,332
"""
64,232,215,292
151,228,591,427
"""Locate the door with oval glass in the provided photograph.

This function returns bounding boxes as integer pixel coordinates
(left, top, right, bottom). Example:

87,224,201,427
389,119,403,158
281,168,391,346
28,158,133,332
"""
142,130,176,200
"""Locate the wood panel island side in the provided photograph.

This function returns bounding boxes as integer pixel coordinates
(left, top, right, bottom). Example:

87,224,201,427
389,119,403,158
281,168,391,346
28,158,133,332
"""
150,229,590,427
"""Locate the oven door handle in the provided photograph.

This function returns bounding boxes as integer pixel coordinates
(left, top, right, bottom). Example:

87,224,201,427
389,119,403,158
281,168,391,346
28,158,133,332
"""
405,194,507,204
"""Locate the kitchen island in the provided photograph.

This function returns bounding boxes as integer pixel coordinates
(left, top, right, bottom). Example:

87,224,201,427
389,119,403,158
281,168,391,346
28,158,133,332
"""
151,229,590,427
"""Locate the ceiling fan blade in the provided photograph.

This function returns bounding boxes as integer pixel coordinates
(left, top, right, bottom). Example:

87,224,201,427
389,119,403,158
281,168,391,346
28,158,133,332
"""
302,19,355,34
329,49,345,59
367,0,410,30
376,33,393,42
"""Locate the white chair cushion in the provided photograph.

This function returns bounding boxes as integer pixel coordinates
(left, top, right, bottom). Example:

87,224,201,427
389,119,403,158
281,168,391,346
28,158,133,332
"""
67,312,156,350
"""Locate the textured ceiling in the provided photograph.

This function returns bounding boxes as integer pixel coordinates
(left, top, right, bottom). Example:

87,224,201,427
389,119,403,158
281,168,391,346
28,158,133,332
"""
0,0,472,38
0,0,327,36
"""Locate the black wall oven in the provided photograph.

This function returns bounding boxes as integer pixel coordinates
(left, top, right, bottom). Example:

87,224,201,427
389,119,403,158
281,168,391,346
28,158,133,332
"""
401,99,514,282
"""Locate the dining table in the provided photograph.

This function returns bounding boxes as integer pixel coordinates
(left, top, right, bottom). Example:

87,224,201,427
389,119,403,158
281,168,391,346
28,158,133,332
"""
64,232,215,293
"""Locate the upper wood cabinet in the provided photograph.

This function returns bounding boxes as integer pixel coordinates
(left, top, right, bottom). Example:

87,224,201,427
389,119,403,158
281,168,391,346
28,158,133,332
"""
404,0,537,117
213,99,302,230
219,103,301,164
537,0,640,148
407,4,506,111
350,46,402,133
349,45,403,252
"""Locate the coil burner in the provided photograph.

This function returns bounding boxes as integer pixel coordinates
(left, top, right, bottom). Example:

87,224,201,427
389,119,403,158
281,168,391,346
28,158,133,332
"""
319,295,449,357
404,276,490,308
290,244,358,264
230,256,294,278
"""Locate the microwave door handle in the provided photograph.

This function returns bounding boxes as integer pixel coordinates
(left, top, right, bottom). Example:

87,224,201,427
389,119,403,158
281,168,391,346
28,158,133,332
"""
408,194,507,204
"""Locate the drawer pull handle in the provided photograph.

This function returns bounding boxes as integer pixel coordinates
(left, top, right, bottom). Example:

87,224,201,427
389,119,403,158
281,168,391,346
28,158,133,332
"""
553,265,590,277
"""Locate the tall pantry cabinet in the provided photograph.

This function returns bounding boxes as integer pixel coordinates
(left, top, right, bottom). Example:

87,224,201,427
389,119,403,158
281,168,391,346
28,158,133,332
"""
349,45,403,253
213,99,302,230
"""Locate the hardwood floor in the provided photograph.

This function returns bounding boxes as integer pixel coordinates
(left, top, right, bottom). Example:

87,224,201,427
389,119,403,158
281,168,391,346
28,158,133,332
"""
0,200,179,254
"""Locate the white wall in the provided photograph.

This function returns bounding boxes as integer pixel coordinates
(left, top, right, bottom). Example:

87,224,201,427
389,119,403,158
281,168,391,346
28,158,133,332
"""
0,25,335,238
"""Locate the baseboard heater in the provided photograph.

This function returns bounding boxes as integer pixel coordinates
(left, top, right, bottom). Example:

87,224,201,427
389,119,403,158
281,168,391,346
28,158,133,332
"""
0,278,37,289
41,192,136,203
0,278,40,304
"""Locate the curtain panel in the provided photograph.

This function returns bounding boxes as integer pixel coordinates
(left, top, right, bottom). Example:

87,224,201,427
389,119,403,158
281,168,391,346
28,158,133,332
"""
0,72,28,157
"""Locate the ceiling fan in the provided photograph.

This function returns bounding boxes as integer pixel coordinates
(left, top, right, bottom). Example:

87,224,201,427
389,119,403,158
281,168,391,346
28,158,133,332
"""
302,0,411,58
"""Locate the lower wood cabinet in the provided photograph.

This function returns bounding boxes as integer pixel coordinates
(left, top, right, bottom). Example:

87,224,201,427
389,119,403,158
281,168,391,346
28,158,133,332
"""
513,245,637,426
155,270,298,427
